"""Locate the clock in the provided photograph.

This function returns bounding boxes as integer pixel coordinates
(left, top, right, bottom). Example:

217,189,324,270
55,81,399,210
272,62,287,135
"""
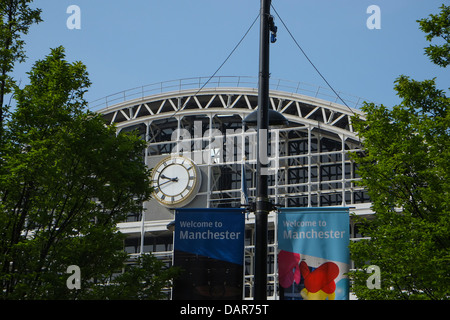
151,156,202,208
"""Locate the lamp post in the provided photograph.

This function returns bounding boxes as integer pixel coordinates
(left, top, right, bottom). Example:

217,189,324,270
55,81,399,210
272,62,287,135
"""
254,0,272,300
243,0,286,301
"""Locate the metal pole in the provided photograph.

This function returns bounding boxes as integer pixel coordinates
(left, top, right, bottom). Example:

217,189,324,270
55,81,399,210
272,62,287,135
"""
254,0,271,300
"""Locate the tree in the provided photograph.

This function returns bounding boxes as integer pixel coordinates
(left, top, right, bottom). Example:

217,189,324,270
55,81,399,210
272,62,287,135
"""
87,254,180,300
349,5,449,300
418,4,450,68
0,0,42,134
0,47,178,299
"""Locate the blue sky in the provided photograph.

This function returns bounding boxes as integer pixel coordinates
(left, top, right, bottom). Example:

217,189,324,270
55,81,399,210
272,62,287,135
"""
12,0,450,110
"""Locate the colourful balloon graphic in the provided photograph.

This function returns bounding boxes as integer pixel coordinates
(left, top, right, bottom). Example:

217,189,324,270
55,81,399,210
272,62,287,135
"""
299,260,339,300
277,250,301,288
278,250,340,300
300,288,335,300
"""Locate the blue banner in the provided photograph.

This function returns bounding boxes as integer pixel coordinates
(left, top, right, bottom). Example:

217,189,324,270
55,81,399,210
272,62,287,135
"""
173,208,245,300
278,207,350,300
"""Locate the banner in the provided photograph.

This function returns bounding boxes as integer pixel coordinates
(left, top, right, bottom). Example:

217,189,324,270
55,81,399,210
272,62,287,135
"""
277,207,350,300
172,208,245,300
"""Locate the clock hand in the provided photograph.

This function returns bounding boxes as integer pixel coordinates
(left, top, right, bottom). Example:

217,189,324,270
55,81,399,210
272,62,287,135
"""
159,180,174,187
159,178,179,186
161,174,179,182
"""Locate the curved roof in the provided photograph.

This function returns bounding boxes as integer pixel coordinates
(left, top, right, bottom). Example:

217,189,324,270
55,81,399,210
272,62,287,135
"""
94,77,366,140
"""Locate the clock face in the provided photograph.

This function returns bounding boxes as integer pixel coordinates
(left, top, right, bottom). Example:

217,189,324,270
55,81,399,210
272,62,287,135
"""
151,156,201,208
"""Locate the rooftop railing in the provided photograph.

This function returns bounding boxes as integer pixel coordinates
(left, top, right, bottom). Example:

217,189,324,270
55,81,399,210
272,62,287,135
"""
89,76,369,111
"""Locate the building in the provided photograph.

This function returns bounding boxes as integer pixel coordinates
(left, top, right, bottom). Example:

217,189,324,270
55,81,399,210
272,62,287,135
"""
92,76,373,299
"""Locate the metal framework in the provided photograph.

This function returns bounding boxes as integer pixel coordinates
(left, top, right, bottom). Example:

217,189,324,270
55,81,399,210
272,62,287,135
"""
94,77,373,300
